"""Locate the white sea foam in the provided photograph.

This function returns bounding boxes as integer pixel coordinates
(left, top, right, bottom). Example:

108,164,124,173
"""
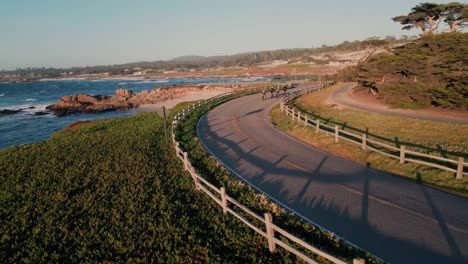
135,80,169,84
1,104,51,119
2,104,48,111
0,94,4,97
25,98,37,102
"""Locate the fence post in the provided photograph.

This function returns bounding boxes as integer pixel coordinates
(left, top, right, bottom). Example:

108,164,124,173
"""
335,126,339,143
304,114,308,126
183,152,189,171
353,258,365,264
221,187,228,214
292,109,295,121
362,134,367,151
400,146,406,164
316,119,320,133
457,157,464,179
264,213,276,252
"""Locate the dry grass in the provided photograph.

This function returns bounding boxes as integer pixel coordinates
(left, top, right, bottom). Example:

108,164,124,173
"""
271,85,468,196
294,83,468,156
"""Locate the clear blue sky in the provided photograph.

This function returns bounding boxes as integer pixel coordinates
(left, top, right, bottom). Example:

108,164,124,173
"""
0,0,456,70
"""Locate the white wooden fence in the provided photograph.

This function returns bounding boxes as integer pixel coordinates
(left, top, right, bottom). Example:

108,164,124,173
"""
279,83,467,179
171,86,367,264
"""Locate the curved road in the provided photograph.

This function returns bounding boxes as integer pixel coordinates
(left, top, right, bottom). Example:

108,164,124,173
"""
329,83,468,125
197,92,468,264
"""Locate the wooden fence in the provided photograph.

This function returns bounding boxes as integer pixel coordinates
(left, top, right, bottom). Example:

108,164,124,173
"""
171,86,367,264
279,84,467,179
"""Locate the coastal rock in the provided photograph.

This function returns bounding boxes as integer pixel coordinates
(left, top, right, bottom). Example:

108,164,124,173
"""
47,85,205,117
116,88,133,98
46,94,133,116
0,109,22,116
34,111,50,116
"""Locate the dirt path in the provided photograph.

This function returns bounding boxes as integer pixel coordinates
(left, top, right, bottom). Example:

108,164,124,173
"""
328,83,468,125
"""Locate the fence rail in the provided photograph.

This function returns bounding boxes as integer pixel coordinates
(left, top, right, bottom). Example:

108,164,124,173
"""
171,85,366,264
279,84,467,179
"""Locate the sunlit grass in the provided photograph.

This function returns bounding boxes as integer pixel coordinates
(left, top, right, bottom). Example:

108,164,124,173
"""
294,83,468,156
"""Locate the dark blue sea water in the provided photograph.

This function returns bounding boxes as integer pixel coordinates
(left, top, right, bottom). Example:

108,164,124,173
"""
0,77,267,150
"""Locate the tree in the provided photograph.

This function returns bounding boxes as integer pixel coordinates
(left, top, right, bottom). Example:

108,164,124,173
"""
360,38,388,62
441,2,468,32
393,2,467,34
392,3,445,35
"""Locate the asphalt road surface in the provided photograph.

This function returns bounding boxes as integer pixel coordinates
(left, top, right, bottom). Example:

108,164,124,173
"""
197,92,468,264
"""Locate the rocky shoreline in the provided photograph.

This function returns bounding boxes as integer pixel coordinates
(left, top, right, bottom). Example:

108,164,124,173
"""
46,85,214,117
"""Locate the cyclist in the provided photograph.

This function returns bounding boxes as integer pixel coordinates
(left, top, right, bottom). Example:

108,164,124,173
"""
270,86,275,98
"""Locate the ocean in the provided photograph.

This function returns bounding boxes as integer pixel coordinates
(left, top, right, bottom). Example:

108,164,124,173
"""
0,77,267,150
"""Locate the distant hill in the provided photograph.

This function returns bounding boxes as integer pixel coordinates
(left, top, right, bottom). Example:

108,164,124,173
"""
169,55,209,63
1,36,409,80
342,32,467,110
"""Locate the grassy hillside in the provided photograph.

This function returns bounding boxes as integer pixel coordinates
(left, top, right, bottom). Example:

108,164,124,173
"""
0,113,302,263
341,32,467,110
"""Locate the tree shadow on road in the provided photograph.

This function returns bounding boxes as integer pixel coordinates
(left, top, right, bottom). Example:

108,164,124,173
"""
196,113,468,264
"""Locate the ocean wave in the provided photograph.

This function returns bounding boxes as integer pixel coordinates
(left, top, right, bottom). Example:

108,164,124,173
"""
25,98,37,102
135,80,169,84
118,82,127,85
2,104,48,111
0,94,4,97
1,104,51,118
152,80,169,83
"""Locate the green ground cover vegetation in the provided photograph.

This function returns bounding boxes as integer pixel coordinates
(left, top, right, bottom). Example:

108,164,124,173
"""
0,112,294,263
0,95,381,263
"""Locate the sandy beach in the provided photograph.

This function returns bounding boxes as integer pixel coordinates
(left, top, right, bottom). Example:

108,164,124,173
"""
136,87,234,115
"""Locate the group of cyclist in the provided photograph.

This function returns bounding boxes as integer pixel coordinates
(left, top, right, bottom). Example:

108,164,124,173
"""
261,85,288,100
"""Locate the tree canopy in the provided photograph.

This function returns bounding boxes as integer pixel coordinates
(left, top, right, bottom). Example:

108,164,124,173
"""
341,32,468,110
392,2,467,35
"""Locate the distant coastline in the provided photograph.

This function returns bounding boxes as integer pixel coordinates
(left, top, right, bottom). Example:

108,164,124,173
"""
5,74,269,83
